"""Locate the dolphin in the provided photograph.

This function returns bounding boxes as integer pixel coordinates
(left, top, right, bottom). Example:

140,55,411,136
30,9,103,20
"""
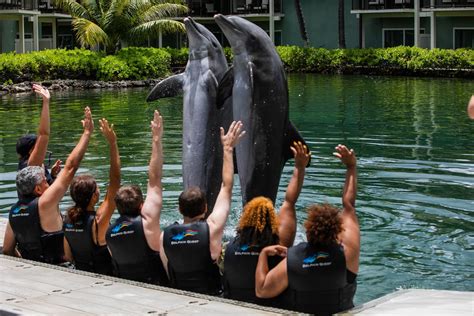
215,14,309,206
147,17,231,212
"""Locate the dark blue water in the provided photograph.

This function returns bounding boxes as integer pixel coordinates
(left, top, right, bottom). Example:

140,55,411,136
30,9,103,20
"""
0,74,473,304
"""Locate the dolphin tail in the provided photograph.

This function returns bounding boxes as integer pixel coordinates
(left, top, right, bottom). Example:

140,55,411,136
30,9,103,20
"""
216,66,234,109
146,73,185,102
283,121,311,167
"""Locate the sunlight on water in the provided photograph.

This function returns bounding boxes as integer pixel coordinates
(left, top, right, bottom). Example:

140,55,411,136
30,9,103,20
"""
0,74,473,304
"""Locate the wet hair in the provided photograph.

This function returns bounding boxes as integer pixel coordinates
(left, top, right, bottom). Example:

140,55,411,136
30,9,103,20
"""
304,204,343,246
16,134,37,158
66,175,97,224
236,197,279,248
114,185,143,216
16,166,44,196
178,187,207,218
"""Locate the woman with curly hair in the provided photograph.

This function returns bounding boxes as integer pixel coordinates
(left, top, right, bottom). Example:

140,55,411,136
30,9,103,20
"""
255,144,359,315
223,141,310,306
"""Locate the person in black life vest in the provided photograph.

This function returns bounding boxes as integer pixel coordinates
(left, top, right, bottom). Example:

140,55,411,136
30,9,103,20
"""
255,144,360,315
223,141,310,306
106,111,168,285
16,84,62,187
160,120,246,295
3,107,94,263
63,118,120,275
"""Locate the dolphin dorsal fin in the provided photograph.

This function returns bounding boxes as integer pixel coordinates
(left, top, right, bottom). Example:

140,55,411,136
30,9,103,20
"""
283,121,311,167
216,66,234,109
146,73,185,102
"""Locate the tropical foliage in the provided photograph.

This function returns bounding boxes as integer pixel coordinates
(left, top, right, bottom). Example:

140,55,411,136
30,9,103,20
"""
52,0,189,54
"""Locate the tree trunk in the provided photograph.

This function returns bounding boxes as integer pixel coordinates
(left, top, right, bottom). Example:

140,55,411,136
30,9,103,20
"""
294,0,309,47
338,0,346,49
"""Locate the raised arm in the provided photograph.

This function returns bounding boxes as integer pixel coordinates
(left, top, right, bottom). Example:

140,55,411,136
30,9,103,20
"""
28,84,50,167
39,107,94,231
468,95,474,119
255,245,288,298
207,121,245,260
95,118,121,240
333,144,360,274
278,142,310,247
141,111,164,251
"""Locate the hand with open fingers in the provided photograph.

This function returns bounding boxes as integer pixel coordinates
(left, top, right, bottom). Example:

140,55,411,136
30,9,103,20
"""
81,106,94,134
51,159,62,178
291,141,310,169
99,118,117,144
333,144,356,168
151,110,163,141
32,84,50,101
220,120,246,149
263,245,288,258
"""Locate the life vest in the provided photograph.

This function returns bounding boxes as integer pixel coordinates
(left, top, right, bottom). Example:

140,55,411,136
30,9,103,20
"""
284,242,357,315
9,196,64,264
106,215,168,285
163,221,221,295
223,237,284,307
63,212,113,275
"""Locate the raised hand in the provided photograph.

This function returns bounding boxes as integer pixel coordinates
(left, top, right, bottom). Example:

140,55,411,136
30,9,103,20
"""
220,120,245,149
291,141,310,169
32,84,50,101
151,110,163,141
99,118,117,144
50,159,62,178
333,144,356,168
81,106,94,134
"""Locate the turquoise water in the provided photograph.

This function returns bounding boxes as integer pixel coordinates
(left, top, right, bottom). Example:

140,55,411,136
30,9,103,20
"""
0,74,473,304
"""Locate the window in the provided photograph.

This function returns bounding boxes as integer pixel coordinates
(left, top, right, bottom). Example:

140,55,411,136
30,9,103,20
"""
383,28,425,47
454,28,474,49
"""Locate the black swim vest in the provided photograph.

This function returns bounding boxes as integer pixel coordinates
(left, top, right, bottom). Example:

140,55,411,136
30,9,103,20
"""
163,221,222,295
106,215,168,285
223,237,284,307
9,196,64,264
284,242,357,315
64,212,113,275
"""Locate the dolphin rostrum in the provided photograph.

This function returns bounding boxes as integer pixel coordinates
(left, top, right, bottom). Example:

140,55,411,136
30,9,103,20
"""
215,14,309,206
147,17,231,212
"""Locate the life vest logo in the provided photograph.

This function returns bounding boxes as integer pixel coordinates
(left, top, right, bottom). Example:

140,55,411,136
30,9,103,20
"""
235,244,260,256
170,229,199,245
11,205,29,217
64,222,84,232
302,252,331,268
110,221,133,237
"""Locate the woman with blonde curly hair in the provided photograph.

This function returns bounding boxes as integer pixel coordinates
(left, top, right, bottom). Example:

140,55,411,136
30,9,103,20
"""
255,144,359,315
223,142,310,306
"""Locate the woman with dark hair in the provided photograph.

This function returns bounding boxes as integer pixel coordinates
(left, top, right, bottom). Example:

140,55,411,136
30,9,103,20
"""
255,144,359,315
63,118,120,274
223,141,309,306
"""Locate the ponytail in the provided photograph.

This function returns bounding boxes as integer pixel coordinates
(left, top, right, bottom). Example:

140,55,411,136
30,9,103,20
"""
67,175,97,224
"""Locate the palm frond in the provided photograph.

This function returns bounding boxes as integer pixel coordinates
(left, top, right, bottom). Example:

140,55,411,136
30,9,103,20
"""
52,0,88,18
127,19,185,42
72,18,110,48
141,3,188,22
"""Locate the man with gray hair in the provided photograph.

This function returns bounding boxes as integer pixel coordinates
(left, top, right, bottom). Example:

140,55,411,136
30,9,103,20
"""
2,107,94,264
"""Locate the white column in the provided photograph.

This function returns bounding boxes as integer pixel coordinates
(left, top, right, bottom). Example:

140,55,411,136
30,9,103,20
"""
361,15,366,48
430,11,436,49
269,0,274,43
159,28,162,48
19,16,25,53
414,0,420,47
52,18,57,49
33,15,39,51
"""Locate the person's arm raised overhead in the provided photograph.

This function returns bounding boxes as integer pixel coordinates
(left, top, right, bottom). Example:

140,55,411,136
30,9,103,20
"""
255,245,289,298
278,141,310,247
39,107,94,232
28,84,50,167
141,110,164,251
95,118,121,243
333,144,360,274
207,121,245,261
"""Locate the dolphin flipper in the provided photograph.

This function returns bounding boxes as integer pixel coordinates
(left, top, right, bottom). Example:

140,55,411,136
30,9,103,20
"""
283,121,311,167
146,74,185,102
216,66,234,109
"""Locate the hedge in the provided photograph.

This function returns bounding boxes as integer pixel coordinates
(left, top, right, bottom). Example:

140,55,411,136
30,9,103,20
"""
1,46,472,84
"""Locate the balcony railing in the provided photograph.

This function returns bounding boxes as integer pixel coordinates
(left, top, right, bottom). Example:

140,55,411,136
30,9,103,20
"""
352,0,415,10
186,0,282,17
421,0,474,8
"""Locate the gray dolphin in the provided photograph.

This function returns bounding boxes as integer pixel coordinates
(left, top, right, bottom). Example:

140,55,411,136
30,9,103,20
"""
215,14,309,206
147,17,231,212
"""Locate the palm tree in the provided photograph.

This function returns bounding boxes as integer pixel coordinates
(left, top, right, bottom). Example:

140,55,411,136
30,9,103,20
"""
294,0,309,47
338,0,346,48
53,0,189,54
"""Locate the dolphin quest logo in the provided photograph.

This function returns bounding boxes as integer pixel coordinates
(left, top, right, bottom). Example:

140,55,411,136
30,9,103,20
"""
235,244,260,256
110,221,133,234
11,205,29,217
302,252,331,268
170,229,199,245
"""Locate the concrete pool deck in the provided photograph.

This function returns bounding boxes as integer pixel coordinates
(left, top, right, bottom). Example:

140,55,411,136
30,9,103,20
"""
0,217,472,315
